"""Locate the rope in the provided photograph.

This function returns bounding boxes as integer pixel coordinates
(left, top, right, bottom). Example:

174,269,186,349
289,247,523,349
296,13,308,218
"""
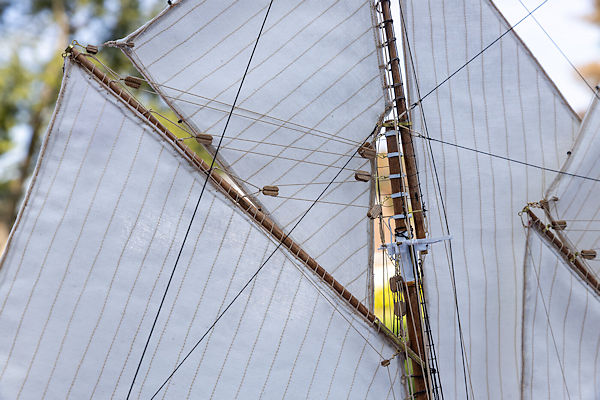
126,2,275,398
414,134,600,184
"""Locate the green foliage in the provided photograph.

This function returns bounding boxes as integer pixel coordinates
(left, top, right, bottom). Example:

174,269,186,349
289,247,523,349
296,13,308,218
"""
0,54,32,155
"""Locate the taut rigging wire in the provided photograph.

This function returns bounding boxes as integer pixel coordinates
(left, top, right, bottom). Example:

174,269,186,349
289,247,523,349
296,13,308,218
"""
125,1,275,398
408,0,549,110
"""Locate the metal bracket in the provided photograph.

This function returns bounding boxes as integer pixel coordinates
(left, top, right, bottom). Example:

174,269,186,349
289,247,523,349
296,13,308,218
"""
390,192,409,199
387,152,401,158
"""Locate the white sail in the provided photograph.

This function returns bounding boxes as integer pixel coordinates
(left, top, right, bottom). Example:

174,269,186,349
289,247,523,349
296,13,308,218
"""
117,0,390,305
401,0,580,397
522,230,600,399
0,60,405,399
547,95,600,276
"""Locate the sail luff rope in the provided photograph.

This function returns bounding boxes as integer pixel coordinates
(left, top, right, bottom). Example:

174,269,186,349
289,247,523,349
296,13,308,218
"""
125,2,276,397
396,0,472,397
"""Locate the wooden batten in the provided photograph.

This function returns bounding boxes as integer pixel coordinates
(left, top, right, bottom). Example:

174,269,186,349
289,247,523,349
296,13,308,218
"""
67,48,424,366
527,209,600,297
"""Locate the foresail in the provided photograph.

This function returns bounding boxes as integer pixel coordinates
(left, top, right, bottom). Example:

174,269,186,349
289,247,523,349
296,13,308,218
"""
547,96,600,277
522,230,600,399
401,0,580,397
0,60,405,399
118,0,389,305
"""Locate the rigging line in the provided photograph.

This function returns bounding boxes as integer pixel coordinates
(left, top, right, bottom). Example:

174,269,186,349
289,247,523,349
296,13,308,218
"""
524,233,573,400
271,195,369,209
269,179,358,187
125,2,275,398
216,145,368,173
408,0,549,109
177,133,356,158
140,85,364,147
397,0,471,398
148,126,380,400
515,0,599,96
415,134,600,183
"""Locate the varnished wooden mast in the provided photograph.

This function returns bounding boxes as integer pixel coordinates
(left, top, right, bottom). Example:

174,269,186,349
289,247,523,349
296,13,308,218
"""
380,2,429,398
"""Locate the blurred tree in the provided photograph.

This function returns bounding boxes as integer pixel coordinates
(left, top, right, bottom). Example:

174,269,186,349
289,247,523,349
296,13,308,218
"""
581,0,600,85
0,0,165,237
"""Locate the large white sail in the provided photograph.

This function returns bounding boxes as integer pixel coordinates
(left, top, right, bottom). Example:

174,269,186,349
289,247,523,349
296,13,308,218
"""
116,0,389,305
522,230,600,399
0,60,405,399
401,0,581,397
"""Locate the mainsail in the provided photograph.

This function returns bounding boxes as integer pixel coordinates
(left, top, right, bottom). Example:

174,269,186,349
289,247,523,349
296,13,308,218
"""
0,58,404,398
402,0,584,398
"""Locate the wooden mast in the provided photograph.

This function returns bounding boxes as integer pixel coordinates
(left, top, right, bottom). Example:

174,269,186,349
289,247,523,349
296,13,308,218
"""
380,2,429,398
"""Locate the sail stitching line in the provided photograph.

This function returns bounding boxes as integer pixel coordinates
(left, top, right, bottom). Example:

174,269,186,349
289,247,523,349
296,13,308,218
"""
397,0,472,397
407,0,549,111
523,232,573,399
166,0,365,111
125,2,276,398
155,1,306,85
64,145,166,398
159,207,246,398
90,164,182,398
11,96,110,393
0,82,93,381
